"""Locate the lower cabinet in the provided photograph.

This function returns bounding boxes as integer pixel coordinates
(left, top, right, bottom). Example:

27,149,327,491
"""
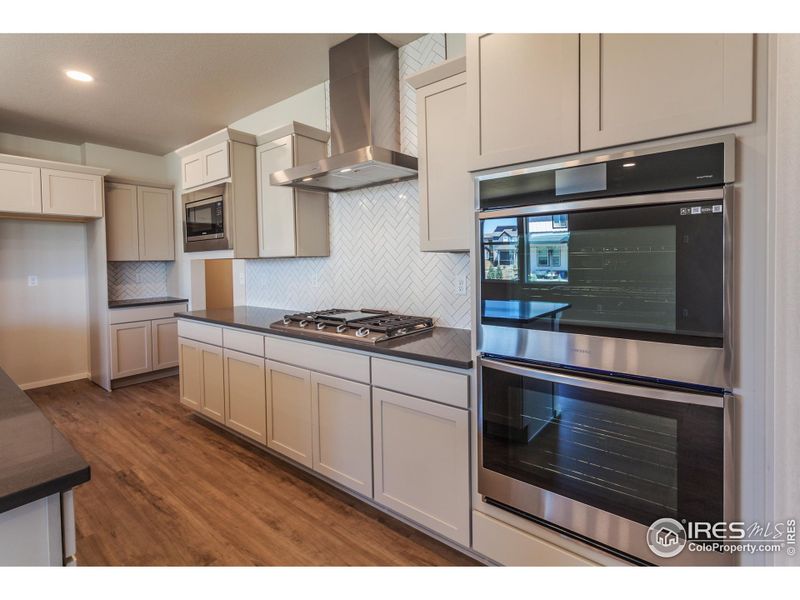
109,321,152,379
311,372,372,497
178,337,225,424
151,318,179,370
265,360,313,467
372,387,470,546
224,349,267,444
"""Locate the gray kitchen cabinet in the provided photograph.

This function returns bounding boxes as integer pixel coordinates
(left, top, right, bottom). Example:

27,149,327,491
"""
178,337,203,412
181,141,230,190
0,161,42,214
579,34,754,150
256,123,330,258
106,181,174,261
408,57,471,252
177,336,225,423
224,349,267,444
265,359,313,467
41,168,104,218
467,34,580,171
311,372,372,497
109,321,152,379
151,318,179,370
372,387,470,546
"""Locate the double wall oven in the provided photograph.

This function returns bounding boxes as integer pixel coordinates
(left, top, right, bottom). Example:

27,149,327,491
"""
476,136,736,566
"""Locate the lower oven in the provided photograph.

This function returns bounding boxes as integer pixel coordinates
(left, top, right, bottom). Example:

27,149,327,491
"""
478,357,734,566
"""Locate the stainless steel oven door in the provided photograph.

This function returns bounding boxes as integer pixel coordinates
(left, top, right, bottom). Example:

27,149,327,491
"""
477,186,734,390
478,357,734,566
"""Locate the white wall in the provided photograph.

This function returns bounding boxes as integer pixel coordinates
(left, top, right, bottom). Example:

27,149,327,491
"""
0,131,81,163
767,33,800,567
230,82,327,135
0,220,89,388
81,142,169,181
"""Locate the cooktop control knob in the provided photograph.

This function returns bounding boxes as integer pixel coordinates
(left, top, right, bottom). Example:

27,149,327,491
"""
355,327,370,338
336,324,347,333
316,322,326,330
299,320,309,328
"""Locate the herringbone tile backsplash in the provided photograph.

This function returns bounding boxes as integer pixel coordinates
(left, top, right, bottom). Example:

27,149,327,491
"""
245,34,472,330
108,262,169,300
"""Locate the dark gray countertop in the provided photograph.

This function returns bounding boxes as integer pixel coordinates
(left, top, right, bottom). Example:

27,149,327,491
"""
0,366,90,514
109,296,189,309
175,306,473,370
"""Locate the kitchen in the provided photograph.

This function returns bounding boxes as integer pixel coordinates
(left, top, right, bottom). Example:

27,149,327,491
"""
1,2,799,594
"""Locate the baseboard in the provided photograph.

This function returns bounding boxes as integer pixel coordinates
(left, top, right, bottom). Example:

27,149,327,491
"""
19,372,90,391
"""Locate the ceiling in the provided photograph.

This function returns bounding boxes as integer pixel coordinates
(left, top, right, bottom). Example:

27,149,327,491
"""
0,33,422,155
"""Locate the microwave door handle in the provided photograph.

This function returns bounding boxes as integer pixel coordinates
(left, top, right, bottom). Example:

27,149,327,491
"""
479,358,724,409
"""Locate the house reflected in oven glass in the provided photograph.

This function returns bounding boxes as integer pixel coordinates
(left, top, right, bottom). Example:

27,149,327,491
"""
526,215,569,283
482,218,519,281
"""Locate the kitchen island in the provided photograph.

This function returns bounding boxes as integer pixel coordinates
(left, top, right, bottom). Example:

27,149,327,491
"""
0,365,90,565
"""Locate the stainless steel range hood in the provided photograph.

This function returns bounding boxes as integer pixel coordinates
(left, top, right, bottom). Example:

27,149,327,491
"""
270,34,418,193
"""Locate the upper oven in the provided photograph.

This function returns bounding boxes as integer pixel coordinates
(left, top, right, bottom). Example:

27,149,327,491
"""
183,183,232,252
476,135,735,390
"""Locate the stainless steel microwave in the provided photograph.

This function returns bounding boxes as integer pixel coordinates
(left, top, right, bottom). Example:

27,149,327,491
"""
183,183,232,252
476,135,735,391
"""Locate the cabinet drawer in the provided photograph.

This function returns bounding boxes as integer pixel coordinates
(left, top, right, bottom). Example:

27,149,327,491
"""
472,511,597,566
177,320,223,346
371,357,468,408
265,336,370,383
223,327,264,356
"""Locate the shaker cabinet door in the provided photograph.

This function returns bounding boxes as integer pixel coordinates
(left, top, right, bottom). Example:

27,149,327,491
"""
265,360,312,467
199,343,225,424
311,372,372,497
372,388,470,546
224,349,267,444
137,186,175,261
151,318,179,370
109,321,152,379
0,162,42,214
579,34,754,150
257,137,297,257
467,33,580,171
178,337,203,411
105,182,139,261
41,168,103,218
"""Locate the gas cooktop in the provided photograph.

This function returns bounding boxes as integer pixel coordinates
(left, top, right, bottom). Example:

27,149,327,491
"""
270,309,434,344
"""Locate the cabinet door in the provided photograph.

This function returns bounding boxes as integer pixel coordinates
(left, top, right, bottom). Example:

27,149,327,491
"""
178,337,202,411
109,321,152,379
265,360,312,467
105,182,139,261
257,136,297,257
202,141,230,184
372,388,470,546
151,318,179,370
182,153,203,189
467,34,579,171
580,34,754,150
417,72,471,252
199,343,225,424
137,186,175,260
224,349,267,444
0,162,42,214
311,372,372,496
40,169,103,217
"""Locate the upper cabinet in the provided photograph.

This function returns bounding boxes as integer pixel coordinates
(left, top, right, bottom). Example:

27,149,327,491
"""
181,141,231,191
0,155,107,219
579,34,754,150
106,181,174,261
408,57,472,252
256,123,330,258
467,34,580,171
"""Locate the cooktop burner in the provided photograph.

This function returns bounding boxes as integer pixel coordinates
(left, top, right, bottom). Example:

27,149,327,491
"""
270,308,434,344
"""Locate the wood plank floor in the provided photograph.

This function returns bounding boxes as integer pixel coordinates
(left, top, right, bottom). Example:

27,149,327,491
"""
29,376,478,566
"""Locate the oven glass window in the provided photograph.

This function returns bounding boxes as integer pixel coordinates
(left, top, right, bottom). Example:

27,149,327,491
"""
481,364,724,526
481,200,724,347
482,218,519,281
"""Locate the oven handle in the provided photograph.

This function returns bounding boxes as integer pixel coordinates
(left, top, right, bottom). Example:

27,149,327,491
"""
479,357,725,408
478,187,724,220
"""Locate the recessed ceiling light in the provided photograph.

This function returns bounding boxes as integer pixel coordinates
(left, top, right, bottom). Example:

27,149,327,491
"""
302,177,313,182
622,162,636,168
339,168,353,173
65,70,94,82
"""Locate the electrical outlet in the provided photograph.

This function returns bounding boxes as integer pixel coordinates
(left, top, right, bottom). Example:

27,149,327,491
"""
134,272,142,284
27,275,38,287
454,275,467,296
239,272,246,285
